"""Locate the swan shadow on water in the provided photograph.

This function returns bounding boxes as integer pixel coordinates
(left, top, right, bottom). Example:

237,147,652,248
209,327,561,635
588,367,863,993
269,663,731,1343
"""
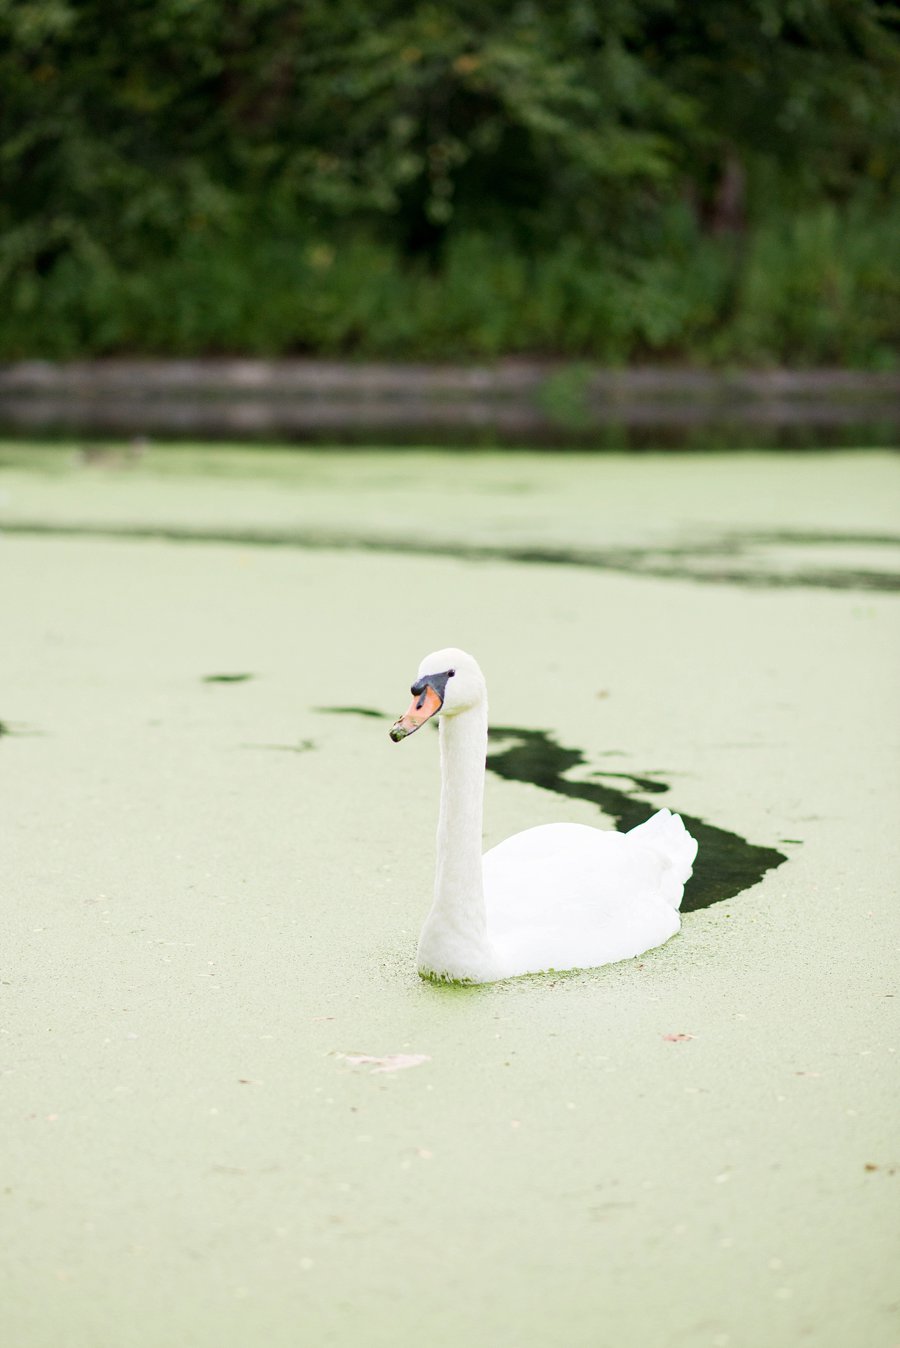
485,726,787,914
320,707,788,919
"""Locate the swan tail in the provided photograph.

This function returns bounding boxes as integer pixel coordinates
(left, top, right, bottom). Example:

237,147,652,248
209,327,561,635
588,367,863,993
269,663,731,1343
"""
627,807,698,909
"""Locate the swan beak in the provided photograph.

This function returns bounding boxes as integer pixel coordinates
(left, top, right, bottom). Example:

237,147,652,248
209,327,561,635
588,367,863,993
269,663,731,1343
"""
389,685,443,742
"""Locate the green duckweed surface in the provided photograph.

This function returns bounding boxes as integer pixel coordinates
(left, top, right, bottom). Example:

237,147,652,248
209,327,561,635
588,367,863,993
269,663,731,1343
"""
1,444,898,1348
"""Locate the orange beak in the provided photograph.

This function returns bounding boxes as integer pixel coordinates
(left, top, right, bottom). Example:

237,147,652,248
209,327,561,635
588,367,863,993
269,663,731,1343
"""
389,684,443,742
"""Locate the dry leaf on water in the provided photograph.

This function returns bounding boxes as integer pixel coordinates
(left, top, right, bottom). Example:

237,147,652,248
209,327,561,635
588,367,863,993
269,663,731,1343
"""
339,1053,431,1074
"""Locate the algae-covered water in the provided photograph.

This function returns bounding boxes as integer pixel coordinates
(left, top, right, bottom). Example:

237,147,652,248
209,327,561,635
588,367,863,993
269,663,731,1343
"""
1,444,898,1348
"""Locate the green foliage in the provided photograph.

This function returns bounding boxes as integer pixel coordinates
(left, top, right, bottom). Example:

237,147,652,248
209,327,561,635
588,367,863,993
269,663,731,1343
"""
3,201,896,366
719,203,900,367
1,0,898,363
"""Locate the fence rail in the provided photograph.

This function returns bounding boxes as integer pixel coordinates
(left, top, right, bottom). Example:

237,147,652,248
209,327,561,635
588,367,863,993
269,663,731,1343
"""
1,360,898,445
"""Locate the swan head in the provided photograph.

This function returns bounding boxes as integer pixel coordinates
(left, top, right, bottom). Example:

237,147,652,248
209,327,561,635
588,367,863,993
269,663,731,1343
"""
389,648,485,742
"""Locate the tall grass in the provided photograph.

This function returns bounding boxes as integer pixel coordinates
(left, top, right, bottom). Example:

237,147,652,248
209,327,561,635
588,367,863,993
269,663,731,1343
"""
2,202,897,366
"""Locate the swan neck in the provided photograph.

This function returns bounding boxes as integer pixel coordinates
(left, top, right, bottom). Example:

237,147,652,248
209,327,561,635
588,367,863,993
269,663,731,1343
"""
434,703,488,935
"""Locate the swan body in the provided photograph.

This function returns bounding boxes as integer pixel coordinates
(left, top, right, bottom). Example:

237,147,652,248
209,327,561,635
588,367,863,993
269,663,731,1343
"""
390,649,697,984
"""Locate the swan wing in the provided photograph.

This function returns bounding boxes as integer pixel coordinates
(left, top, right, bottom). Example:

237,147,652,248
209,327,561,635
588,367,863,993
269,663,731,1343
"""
482,816,690,977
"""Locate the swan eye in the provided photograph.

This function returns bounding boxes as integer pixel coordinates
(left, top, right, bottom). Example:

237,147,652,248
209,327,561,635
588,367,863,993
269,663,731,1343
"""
448,669,455,677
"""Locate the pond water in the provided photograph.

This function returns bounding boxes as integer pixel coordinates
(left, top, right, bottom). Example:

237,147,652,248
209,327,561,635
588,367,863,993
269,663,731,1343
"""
1,442,898,1348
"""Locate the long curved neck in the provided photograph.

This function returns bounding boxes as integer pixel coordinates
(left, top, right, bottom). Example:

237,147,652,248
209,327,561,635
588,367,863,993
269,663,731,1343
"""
433,702,488,939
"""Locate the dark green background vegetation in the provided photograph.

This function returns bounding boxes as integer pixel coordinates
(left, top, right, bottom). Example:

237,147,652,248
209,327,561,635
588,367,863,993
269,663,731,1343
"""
2,0,899,364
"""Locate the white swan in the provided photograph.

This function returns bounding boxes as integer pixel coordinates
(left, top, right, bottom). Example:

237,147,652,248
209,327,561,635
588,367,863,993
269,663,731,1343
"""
389,648,697,984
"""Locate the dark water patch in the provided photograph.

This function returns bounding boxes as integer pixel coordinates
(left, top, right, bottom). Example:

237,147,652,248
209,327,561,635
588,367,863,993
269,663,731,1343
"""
587,769,669,795
757,529,900,548
0,719,43,739
241,739,316,754
486,726,786,911
321,707,786,910
316,705,386,719
5,520,898,593
203,673,255,683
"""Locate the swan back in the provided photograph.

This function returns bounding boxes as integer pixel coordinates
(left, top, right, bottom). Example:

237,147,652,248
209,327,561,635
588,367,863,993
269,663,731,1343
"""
482,812,695,978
